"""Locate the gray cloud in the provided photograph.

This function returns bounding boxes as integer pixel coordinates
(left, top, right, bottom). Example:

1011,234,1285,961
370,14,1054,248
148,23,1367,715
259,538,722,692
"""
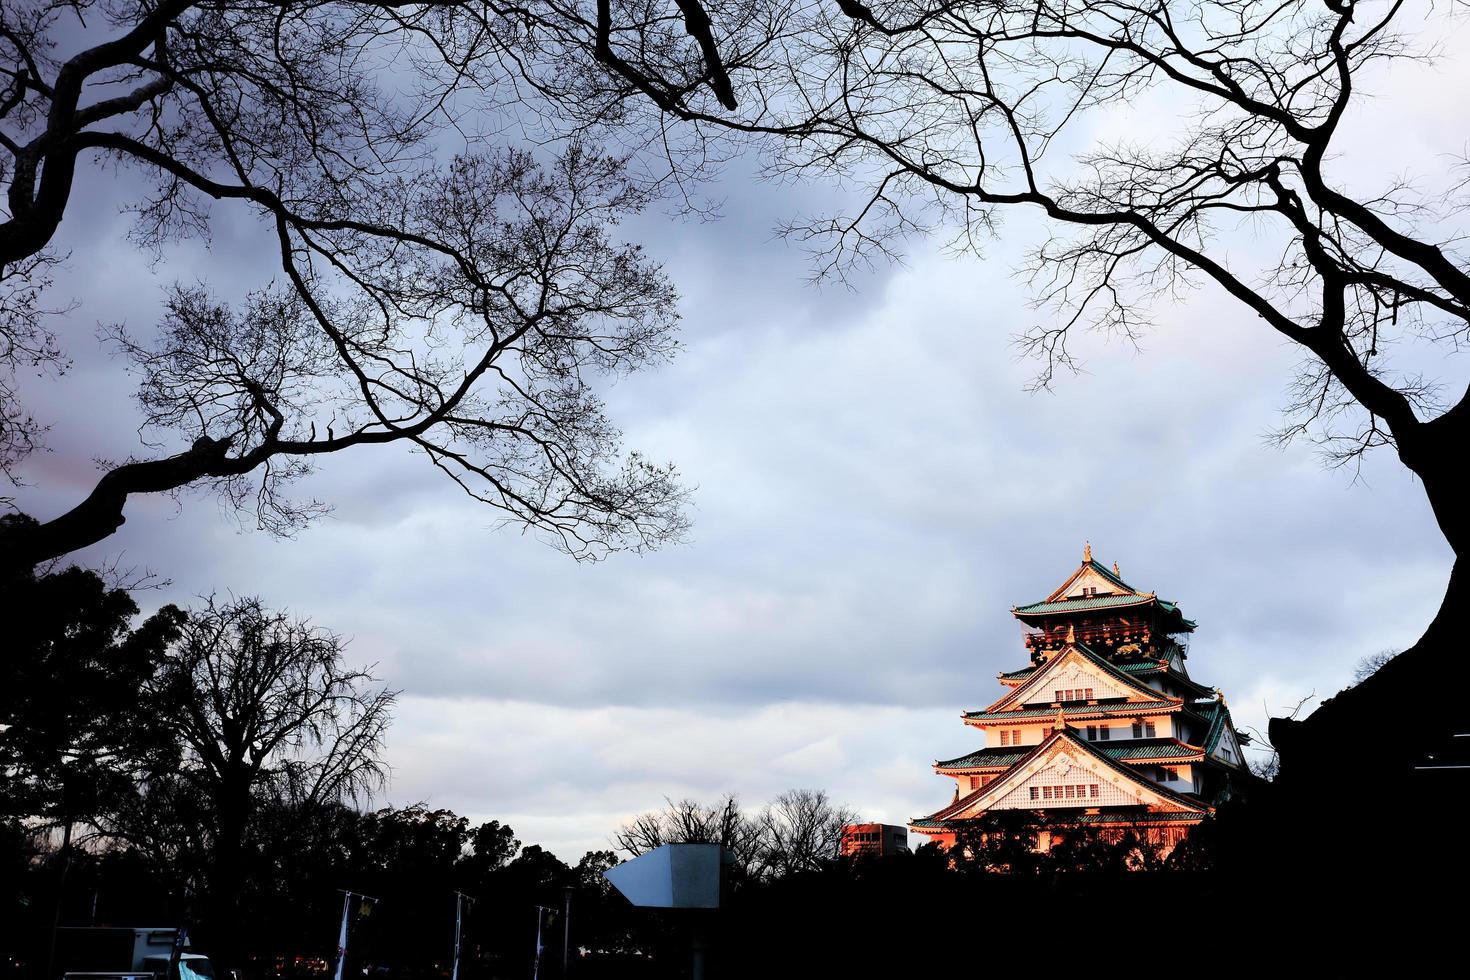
9,37,1461,860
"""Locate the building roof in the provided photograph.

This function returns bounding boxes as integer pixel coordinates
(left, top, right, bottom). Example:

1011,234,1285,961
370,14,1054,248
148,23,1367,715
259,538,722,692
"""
935,737,1205,772
919,729,1210,825
963,700,1180,723
1045,551,1141,601
1193,698,1246,769
1011,548,1195,630
911,809,1208,832
1000,655,1213,698
989,641,1178,712
1015,593,1160,616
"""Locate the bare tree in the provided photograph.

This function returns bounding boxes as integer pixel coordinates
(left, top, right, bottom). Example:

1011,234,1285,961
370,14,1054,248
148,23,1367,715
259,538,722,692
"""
116,595,396,962
1351,650,1397,686
613,793,766,876
755,788,857,878
614,789,857,880
0,2,686,572
475,0,1470,778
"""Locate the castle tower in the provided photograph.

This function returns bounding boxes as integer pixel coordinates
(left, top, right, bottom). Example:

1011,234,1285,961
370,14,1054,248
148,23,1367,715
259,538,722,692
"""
910,545,1249,852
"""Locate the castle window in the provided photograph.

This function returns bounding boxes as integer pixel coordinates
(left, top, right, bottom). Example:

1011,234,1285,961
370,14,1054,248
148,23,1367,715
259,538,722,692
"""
1000,729,1009,746
1012,728,1021,744
1029,787,1039,801
1086,725,1097,740
1099,725,1110,740
1085,687,1094,700
969,776,980,791
1145,721,1157,737
1090,784,1099,797
1132,719,1143,738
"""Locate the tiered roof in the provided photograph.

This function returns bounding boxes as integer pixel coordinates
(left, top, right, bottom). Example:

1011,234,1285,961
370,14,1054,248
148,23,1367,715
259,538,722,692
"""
911,545,1246,843
935,737,1206,774
914,728,1210,832
1011,549,1196,633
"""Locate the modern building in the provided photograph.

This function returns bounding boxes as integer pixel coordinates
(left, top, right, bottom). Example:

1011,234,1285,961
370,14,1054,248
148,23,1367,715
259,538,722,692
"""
910,545,1249,852
840,823,910,858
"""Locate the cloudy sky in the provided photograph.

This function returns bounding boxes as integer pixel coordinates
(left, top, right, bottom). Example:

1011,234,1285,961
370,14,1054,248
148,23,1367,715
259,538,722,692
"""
10,7,1464,861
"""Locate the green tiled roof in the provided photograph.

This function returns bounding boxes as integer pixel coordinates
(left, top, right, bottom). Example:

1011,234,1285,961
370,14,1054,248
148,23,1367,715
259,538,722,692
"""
963,700,1178,722
1195,699,1243,767
999,665,1038,680
935,747,1030,770
1083,559,1136,593
1014,594,1158,615
1117,660,1163,673
922,729,1210,824
1099,738,1204,762
936,737,1202,771
1013,593,1197,631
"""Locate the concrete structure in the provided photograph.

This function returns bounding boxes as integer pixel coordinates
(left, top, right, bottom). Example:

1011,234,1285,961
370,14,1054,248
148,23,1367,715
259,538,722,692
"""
911,545,1249,852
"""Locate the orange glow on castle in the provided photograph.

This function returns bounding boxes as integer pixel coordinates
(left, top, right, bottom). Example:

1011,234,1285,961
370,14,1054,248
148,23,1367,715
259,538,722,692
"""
911,545,1249,851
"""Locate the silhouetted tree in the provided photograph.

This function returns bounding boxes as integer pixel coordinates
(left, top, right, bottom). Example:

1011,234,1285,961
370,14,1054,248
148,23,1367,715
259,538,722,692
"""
0,3,686,572
110,596,396,967
0,558,183,978
754,789,857,878
614,794,764,882
0,562,183,835
480,0,1470,783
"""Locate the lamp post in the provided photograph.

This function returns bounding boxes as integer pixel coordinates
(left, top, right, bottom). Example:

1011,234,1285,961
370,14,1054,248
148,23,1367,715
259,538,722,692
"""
561,888,571,977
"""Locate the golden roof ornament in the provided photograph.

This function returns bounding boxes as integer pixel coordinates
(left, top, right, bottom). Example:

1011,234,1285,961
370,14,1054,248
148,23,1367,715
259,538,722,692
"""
1083,541,1092,562
1113,561,1121,577
1065,623,1076,645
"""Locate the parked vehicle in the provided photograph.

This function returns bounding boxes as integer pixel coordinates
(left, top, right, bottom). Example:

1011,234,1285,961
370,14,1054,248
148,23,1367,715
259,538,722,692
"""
54,927,215,980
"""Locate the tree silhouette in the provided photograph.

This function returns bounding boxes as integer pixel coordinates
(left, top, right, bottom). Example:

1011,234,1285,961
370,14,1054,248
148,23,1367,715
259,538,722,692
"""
479,0,1470,776
111,595,396,966
0,2,686,571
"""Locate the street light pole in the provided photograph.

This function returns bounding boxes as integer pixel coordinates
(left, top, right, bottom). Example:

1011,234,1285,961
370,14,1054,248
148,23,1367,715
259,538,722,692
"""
561,888,571,977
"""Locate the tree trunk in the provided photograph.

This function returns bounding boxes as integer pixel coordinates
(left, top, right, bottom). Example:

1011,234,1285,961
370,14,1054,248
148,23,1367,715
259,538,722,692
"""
200,776,253,973
1270,446,1470,794
44,820,74,980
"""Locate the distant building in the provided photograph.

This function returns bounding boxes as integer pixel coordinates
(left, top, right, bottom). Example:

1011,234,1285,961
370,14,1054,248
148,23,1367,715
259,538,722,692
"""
840,823,910,858
911,544,1249,853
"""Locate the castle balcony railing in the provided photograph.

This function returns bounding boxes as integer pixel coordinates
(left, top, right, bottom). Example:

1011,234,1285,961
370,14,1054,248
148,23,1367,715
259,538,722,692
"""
1022,623,1159,653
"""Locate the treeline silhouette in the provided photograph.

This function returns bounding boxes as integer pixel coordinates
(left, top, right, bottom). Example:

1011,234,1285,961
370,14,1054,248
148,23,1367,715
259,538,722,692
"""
6,558,1468,977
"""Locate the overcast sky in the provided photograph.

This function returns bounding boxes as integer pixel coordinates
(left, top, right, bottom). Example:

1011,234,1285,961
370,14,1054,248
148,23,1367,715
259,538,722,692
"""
10,7,1465,861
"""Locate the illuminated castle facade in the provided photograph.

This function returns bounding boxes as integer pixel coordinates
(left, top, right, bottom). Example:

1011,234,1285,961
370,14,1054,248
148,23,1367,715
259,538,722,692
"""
911,546,1248,851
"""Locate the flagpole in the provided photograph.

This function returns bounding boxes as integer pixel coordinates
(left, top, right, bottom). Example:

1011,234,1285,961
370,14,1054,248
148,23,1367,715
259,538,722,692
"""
333,889,379,980
531,904,555,980
452,891,473,980
531,906,544,980
332,892,351,980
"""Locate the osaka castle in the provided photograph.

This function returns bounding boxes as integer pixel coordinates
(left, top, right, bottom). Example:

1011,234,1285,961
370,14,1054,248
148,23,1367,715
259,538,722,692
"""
910,545,1249,850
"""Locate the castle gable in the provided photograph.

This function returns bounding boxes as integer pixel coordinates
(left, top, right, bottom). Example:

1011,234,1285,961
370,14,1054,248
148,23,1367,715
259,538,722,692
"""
938,732,1206,821
990,644,1170,712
